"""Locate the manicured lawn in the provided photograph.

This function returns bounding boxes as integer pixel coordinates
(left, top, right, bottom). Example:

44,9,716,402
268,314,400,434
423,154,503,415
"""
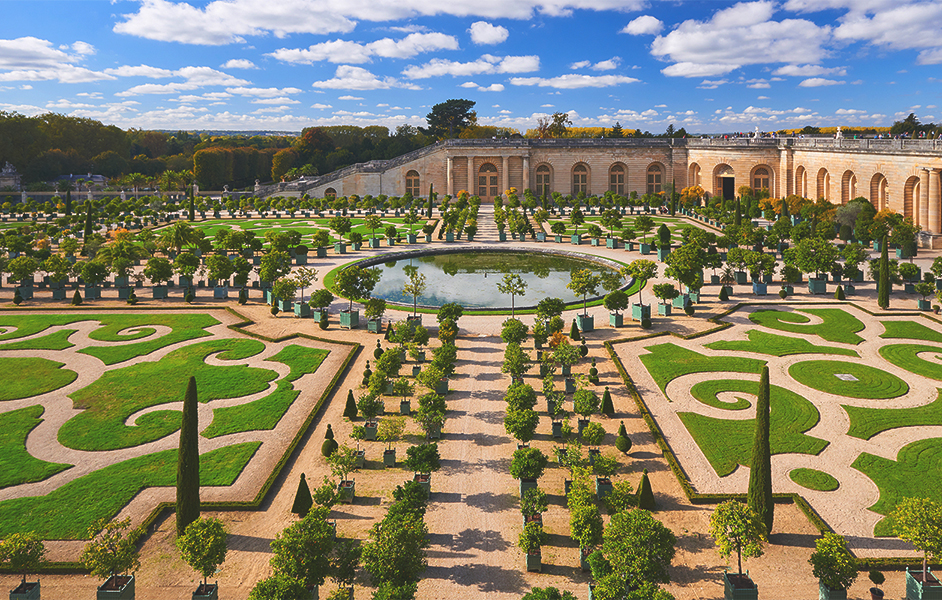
678,383,828,477
0,442,259,539
879,344,942,381
749,308,865,345
267,345,329,382
639,343,765,393
880,320,942,343
844,390,942,440
853,437,942,536
0,329,77,351
0,405,72,488
788,360,908,399
789,468,839,492
689,379,756,411
0,358,77,401
705,330,859,358
59,339,275,451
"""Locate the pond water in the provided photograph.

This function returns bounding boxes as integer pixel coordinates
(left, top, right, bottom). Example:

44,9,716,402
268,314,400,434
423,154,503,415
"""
369,250,623,309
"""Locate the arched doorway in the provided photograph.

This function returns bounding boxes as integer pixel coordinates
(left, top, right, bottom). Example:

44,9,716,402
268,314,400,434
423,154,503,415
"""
647,163,663,195
572,163,589,195
795,166,807,198
609,163,626,195
902,175,919,220
535,164,552,198
325,188,337,199
405,170,420,197
841,170,857,205
688,163,701,187
478,163,499,201
714,164,735,200
816,168,830,201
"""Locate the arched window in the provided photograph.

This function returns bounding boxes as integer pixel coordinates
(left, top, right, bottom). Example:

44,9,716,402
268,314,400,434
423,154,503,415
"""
609,164,625,195
325,188,337,200
405,170,420,197
572,163,588,195
646,164,662,195
753,168,769,192
535,165,551,198
478,163,498,199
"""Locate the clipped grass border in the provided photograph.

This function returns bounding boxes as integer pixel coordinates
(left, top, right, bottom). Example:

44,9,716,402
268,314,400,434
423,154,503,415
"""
0,305,360,573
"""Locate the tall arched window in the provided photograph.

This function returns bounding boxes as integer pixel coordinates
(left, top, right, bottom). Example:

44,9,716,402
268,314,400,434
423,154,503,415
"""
609,164,625,195
325,188,337,200
572,163,588,195
753,168,769,192
535,165,551,198
405,170,420,197
478,163,498,199
646,164,662,195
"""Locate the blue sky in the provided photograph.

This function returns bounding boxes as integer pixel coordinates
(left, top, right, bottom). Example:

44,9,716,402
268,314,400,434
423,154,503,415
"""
1,0,940,133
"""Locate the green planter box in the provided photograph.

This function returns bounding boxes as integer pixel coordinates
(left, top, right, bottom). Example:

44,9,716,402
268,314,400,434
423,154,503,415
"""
525,552,542,573
672,294,689,308
519,478,538,496
192,583,218,600
631,303,650,321
723,571,757,600
445,232,454,243
752,282,767,295
735,271,748,285
606,237,618,249
427,423,441,439
809,278,828,295
640,243,651,255
367,318,382,334
387,238,396,246
294,302,311,317
919,299,932,311
97,575,134,600
657,246,671,261
610,312,624,328
364,421,378,440
499,232,507,241
337,480,355,504
152,285,168,299
354,450,365,469
84,285,101,300
657,303,672,316
400,400,411,415
907,568,942,600
555,235,563,243
369,238,381,248
819,582,847,600
571,234,581,245
590,238,600,247
434,378,448,395
576,314,594,332
596,477,613,501
213,286,229,299
413,472,431,495
407,234,417,244
334,242,346,254
9,581,40,600
552,421,563,438
536,232,546,242
340,310,359,329
383,449,396,468
565,377,576,394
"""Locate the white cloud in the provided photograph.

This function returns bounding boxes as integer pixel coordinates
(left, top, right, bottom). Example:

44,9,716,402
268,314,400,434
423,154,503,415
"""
652,1,831,77
311,103,332,109
773,64,847,77
799,77,844,87
221,59,258,69
269,32,458,65
541,103,554,107
402,54,539,78
251,97,300,104
312,65,420,90
569,60,591,69
71,41,96,56
0,36,113,83
499,109,512,114
104,64,174,78
757,95,770,99
835,108,866,114
831,3,942,65
621,15,663,35
114,0,647,45
229,86,303,97
338,95,364,100
510,73,640,89
591,57,620,71
461,81,505,91
116,67,250,96
469,21,509,45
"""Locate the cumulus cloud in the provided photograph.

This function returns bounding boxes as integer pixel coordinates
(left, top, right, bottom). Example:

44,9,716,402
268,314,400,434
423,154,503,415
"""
460,81,505,91
773,64,847,76
269,32,458,65
651,1,831,77
229,86,303,97
469,21,509,45
116,67,249,96
621,15,663,35
510,73,640,89
402,54,539,78
799,77,844,87
591,57,620,71
251,97,300,104
831,2,942,64
104,65,174,78
311,65,420,90
221,59,258,69
570,60,591,69
0,36,113,83
311,103,332,109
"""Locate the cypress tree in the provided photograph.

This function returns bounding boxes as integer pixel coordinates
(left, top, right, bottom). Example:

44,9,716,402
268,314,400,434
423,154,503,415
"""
670,178,677,216
427,184,434,219
601,387,614,416
176,376,200,536
65,190,72,215
747,365,773,536
82,201,95,241
637,468,655,510
188,191,195,222
344,389,358,419
734,198,742,227
570,319,581,341
878,235,890,310
781,198,790,220
291,473,313,518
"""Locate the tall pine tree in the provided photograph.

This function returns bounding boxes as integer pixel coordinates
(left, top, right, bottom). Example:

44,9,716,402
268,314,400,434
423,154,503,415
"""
176,376,200,536
734,198,742,227
427,184,434,219
878,235,890,310
65,190,72,216
747,365,773,536
82,200,95,241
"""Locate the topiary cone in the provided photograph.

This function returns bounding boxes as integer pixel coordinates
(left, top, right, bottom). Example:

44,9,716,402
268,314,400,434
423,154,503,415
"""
343,389,358,419
617,420,628,438
834,284,845,301
325,424,334,440
321,438,338,457
71,289,83,305
637,468,655,510
384,323,393,340
601,387,614,415
719,286,729,301
238,287,248,305
615,434,632,454
291,473,313,518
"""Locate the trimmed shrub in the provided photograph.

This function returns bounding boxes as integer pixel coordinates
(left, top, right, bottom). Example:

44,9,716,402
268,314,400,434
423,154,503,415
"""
343,390,358,419
617,421,628,438
238,287,248,305
325,424,334,440
719,287,729,301
71,289,83,305
640,318,651,330
615,434,632,454
637,468,655,510
601,387,614,415
291,473,313,517
835,285,845,300
570,319,581,341
319,311,328,330
12,288,22,305
270,304,279,316
321,438,338,457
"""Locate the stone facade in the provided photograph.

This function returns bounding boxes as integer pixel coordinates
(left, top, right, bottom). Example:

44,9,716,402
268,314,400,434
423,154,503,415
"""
264,137,942,234
0,162,22,191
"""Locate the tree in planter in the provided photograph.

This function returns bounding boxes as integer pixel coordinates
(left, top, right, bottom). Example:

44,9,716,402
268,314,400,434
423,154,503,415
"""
364,214,383,241
361,511,428,587
0,532,45,586
601,209,622,238
587,224,604,241
709,500,766,576
652,282,679,307
502,342,533,379
497,273,528,317
892,497,942,576
309,288,334,314
271,277,300,307
809,532,858,593
594,508,676,595
552,338,581,375
231,256,253,290
634,215,655,245
259,250,292,284
510,447,549,482
328,539,361,598
504,404,540,444
393,377,415,407
79,259,111,288
573,387,600,421
80,517,141,586
334,265,381,311
357,392,384,422
786,236,839,281
173,251,202,284
501,317,529,345
603,289,629,318
414,393,446,439
603,480,637,515
403,442,441,473
518,520,548,556
177,517,228,593
205,253,235,286
522,587,578,600
326,444,360,486
378,417,406,453
550,221,568,238
568,269,601,317
521,488,549,519
7,256,38,289
329,215,352,241
44,254,72,286
570,208,585,238
581,421,605,448
293,266,318,302
916,281,935,305
403,269,427,317
248,573,310,600
747,366,773,536
624,259,658,306
570,501,604,560
270,505,335,596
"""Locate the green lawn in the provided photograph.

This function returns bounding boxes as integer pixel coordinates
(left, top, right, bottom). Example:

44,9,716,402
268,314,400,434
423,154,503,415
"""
0,405,72,488
0,442,259,539
705,330,859,358
853,437,942,536
749,308,866,345
678,383,828,477
689,379,757,411
0,329,77,351
58,339,275,451
844,390,942,440
880,321,942,343
879,344,942,381
267,345,330,382
789,468,839,492
639,343,765,393
788,360,908,399
0,358,77,400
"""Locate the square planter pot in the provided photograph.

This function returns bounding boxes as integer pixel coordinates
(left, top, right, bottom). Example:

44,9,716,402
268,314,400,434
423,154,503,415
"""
565,377,576,394
672,294,690,309
606,237,618,249
735,271,748,285
152,285,168,299
576,314,594,332
369,238,381,248
571,234,581,245
552,421,563,438
525,552,542,573
337,480,355,504
554,235,563,243
192,583,218,600
213,286,229,299
577,418,589,434
610,312,624,328
819,582,847,600
334,242,346,254
367,318,382,334
498,232,507,242
364,421,378,440
413,472,431,495
84,285,101,300
97,575,134,600
434,378,448,395
9,581,40,600
809,278,828,295
905,283,917,294
354,450,365,469
426,422,441,439
640,243,651,255
352,242,363,251
412,365,422,377
596,477,613,501
591,238,600,247
657,246,671,261
519,478,538,496
752,282,767,296
626,242,636,251
383,449,396,468
340,310,360,329
400,400,411,415
536,232,546,242
723,571,758,600
906,568,942,600
278,299,292,312
919,299,932,311
561,363,571,376
657,303,672,316
117,286,133,300
52,288,67,300
445,232,455,243
294,302,311,317
631,303,651,321
406,234,417,244
295,255,309,265
387,238,396,246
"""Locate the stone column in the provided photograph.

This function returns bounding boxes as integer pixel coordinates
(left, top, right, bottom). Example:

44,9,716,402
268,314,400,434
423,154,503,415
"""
446,156,453,197
920,168,930,229
522,156,530,194
501,155,509,199
931,168,942,234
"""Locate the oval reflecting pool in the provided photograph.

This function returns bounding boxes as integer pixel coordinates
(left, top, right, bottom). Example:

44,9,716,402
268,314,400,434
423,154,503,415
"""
368,250,624,309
